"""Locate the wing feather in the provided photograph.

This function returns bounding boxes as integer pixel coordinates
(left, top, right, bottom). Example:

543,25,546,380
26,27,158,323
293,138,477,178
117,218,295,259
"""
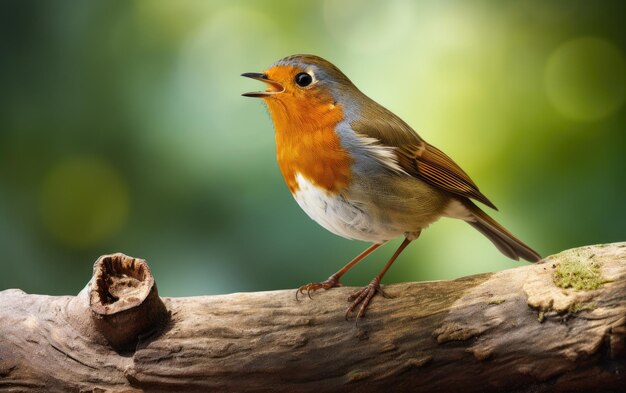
351,102,497,210
398,143,497,209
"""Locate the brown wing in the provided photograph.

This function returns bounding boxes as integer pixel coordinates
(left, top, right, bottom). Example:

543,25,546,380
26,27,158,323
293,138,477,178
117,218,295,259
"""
351,101,497,210
396,142,497,210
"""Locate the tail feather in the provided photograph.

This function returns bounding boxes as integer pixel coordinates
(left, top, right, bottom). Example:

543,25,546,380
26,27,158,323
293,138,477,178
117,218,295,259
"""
463,200,542,262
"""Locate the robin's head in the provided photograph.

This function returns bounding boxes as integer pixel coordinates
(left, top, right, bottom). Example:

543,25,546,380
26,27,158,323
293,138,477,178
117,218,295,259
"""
242,55,358,128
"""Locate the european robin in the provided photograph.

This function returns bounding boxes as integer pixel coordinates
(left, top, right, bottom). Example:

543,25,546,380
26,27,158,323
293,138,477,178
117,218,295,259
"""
242,54,541,321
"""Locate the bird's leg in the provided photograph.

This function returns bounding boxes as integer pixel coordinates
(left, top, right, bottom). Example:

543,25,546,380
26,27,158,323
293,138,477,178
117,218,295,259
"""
346,237,413,323
296,242,384,300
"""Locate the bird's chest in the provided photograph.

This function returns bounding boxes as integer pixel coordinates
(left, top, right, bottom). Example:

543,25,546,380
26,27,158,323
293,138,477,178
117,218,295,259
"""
275,121,373,240
270,103,393,241
275,124,352,195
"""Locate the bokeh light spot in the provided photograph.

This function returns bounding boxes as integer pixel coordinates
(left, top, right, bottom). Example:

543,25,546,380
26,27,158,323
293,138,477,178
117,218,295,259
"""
40,158,130,248
545,37,626,121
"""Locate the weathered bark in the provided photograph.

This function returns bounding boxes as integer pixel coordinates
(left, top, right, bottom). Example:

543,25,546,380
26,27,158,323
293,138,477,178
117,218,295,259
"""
0,243,624,393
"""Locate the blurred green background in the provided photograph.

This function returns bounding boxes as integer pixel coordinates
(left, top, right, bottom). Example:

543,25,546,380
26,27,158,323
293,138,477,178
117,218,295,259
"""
1,0,624,296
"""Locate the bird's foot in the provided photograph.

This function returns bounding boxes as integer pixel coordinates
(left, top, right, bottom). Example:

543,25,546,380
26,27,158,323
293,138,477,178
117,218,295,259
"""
345,278,388,324
296,275,343,300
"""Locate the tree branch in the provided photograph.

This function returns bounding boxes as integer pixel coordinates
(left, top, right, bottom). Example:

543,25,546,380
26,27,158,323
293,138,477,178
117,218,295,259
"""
1,243,625,392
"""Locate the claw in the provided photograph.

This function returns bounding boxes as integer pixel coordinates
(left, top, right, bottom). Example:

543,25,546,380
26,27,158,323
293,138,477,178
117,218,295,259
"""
295,276,342,301
345,278,384,324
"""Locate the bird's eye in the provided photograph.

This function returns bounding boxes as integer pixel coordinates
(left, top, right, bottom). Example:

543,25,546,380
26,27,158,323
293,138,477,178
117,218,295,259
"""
295,72,313,87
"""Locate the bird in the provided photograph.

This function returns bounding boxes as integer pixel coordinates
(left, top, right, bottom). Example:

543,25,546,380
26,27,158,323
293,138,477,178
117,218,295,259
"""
242,54,541,322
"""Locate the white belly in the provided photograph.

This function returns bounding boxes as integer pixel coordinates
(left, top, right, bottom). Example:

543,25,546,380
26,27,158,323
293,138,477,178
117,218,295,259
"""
292,173,403,243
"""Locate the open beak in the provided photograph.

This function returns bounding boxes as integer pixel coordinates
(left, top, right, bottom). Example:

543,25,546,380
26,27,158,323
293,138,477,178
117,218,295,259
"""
241,72,284,97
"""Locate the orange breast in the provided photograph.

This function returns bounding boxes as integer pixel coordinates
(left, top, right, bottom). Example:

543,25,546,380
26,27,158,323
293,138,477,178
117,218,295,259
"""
265,93,352,195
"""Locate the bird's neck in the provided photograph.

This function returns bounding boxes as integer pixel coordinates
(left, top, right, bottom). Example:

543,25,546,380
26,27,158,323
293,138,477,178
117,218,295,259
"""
265,99,352,195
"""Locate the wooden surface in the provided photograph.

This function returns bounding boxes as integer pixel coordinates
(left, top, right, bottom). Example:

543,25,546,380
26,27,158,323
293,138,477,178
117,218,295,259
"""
1,243,625,392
